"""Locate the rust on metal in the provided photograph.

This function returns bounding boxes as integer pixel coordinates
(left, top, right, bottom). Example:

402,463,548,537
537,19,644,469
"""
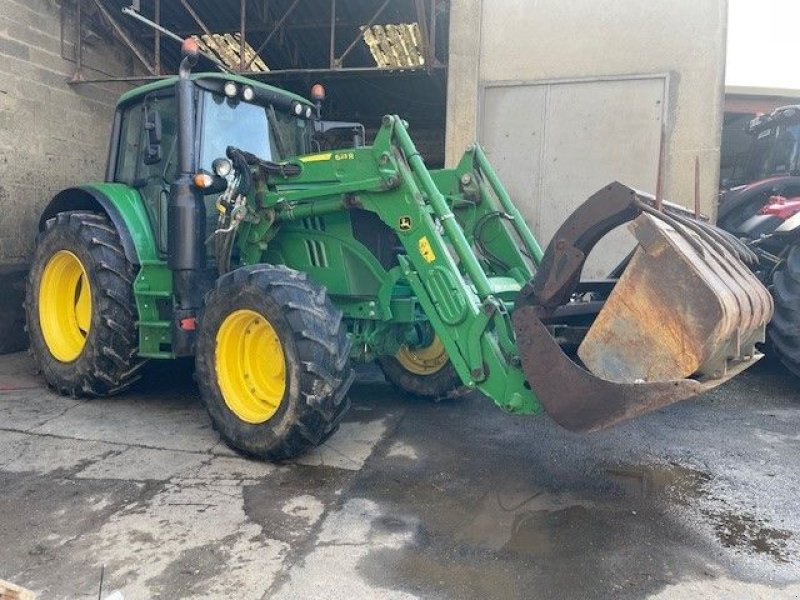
518,182,642,311
694,154,701,218
655,118,667,211
579,211,772,382
513,306,757,432
514,181,773,432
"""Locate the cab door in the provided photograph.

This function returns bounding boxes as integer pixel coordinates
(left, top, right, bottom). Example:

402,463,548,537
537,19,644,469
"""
113,93,179,255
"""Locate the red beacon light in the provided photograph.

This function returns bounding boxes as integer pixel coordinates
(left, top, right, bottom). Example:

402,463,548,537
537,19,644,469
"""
310,84,326,102
181,37,200,58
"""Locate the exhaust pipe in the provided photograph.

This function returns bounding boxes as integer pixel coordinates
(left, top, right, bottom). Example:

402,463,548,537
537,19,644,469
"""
168,39,206,356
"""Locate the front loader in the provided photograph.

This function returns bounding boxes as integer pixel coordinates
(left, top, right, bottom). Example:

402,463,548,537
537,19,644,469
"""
25,40,773,460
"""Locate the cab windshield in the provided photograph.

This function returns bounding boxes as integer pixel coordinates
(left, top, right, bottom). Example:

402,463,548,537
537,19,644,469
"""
198,91,311,169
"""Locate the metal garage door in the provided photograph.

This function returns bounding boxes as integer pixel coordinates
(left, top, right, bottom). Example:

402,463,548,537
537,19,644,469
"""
479,75,667,278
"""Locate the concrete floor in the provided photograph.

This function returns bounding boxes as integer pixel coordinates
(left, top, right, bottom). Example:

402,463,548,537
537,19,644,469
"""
0,352,798,600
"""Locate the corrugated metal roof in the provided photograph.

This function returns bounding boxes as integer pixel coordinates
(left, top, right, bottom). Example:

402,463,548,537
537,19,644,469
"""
362,23,425,68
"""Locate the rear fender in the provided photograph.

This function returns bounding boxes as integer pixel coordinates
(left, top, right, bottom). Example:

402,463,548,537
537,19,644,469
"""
39,184,158,264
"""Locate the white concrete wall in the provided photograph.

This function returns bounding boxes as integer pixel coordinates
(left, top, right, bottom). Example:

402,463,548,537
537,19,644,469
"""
446,0,728,221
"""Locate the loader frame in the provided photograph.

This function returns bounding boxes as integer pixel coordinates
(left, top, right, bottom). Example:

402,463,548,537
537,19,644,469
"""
249,116,546,415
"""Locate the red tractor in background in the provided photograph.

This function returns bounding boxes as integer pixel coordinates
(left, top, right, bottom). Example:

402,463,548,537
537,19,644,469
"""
718,105,800,376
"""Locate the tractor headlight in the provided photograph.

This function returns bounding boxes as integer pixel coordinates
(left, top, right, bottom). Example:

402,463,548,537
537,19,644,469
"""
291,101,303,116
223,81,238,98
242,85,255,101
304,106,313,119
212,157,233,177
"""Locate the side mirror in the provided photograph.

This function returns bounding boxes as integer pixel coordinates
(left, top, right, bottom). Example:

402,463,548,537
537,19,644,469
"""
143,100,163,165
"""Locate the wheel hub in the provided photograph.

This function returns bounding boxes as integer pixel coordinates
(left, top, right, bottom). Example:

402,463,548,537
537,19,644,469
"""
38,250,92,362
215,309,286,423
395,336,448,375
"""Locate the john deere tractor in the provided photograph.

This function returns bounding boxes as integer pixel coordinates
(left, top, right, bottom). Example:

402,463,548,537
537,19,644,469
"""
25,40,773,460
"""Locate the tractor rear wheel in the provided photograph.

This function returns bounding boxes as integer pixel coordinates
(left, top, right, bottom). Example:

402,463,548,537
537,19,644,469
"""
195,264,354,460
769,244,800,377
378,336,463,399
25,211,144,396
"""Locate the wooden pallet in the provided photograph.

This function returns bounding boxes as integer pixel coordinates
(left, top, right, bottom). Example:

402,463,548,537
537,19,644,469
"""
0,579,35,600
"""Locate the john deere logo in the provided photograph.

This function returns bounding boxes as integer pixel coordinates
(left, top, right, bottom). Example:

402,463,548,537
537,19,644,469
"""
399,216,412,231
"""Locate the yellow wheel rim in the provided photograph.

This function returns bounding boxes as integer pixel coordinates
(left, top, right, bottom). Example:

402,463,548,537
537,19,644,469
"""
215,309,286,424
38,250,92,362
396,336,449,376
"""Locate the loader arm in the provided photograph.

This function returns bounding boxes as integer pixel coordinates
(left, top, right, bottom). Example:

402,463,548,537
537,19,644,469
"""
243,115,546,414
239,114,772,429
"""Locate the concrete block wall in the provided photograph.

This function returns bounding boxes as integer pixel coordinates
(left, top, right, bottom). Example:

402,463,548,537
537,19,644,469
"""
0,0,141,351
0,0,137,265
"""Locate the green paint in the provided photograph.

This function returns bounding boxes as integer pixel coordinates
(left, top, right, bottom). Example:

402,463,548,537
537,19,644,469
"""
69,77,550,415
233,115,542,414
81,183,173,357
81,183,159,261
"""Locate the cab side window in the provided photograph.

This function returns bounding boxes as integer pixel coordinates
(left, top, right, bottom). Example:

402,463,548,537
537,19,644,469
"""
113,94,179,253
114,95,179,185
115,103,143,184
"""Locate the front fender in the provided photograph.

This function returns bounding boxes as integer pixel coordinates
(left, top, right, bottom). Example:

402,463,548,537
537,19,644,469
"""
39,183,158,264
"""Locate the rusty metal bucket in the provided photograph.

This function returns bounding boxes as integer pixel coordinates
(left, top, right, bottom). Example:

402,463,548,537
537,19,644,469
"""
514,182,773,432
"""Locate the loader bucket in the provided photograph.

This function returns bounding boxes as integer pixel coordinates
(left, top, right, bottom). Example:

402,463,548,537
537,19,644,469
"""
514,182,773,432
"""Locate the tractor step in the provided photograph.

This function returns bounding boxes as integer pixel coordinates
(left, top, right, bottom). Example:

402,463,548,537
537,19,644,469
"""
137,320,173,359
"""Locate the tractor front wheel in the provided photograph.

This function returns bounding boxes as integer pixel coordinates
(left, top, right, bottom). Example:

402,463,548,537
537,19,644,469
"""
196,265,354,460
769,244,800,377
25,211,143,396
378,336,462,399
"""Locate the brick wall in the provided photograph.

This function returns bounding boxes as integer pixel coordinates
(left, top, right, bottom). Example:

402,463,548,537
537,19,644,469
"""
0,0,138,265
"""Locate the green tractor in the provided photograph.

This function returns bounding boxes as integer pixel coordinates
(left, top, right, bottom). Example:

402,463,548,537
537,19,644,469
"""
26,41,773,460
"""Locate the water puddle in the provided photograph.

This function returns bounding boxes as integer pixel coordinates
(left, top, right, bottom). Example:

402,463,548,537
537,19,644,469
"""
364,461,794,599
604,463,710,503
502,504,607,558
604,463,793,562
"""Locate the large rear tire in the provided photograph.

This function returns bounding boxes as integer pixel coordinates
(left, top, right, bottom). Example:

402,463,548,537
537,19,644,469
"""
769,244,800,377
195,265,354,460
25,211,144,396
378,336,463,399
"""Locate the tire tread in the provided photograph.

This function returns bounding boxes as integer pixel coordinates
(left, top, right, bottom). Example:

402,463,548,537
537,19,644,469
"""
25,211,144,396
197,264,353,461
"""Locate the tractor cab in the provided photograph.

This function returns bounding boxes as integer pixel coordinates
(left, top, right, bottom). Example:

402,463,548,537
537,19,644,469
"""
108,73,317,255
718,106,800,239
727,105,800,187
